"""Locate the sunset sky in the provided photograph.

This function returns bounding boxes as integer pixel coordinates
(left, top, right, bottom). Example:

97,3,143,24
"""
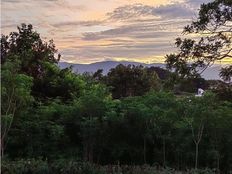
2,0,224,64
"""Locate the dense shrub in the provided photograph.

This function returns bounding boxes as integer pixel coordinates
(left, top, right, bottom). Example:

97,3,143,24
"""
2,159,217,174
2,159,49,174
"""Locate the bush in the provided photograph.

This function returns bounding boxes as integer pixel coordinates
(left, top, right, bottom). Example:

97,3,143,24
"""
2,159,49,174
2,159,218,174
187,168,217,174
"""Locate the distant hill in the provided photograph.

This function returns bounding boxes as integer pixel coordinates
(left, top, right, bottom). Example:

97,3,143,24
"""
58,61,222,80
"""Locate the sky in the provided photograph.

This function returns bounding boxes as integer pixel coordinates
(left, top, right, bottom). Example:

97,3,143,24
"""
1,0,222,64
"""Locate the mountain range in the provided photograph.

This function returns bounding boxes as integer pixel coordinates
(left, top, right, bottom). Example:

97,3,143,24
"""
59,61,223,80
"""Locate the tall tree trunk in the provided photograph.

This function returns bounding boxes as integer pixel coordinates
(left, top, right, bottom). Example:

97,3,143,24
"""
163,138,166,168
143,137,147,164
189,121,204,170
180,152,183,171
88,143,93,163
1,140,4,158
195,142,199,169
214,134,220,174
216,153,220,174
83,142,88,161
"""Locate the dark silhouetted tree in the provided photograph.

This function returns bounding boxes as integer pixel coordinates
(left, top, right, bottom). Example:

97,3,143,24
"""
166,0,232,79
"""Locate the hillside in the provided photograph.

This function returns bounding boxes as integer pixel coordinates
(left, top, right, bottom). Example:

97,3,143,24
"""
59,61,222,80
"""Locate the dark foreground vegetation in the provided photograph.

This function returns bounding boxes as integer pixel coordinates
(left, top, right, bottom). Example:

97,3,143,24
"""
1,0,232,173
2,159,218,174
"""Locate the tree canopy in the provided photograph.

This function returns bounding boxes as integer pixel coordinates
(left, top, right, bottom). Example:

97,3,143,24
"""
1,23,60,78
166,0,232,80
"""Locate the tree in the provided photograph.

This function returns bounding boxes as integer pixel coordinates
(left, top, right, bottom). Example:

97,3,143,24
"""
220,65,232,82
1,23,60,78
207,101,232,172
147,67,171,80
1,59,33,157
77,84,113,162
166,0,232,79
106,64,160,98
122,98,153,164
143,92,178,167
181,93,216,169
32,63,85,101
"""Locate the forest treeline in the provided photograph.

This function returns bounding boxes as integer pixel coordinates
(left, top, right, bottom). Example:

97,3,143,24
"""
1,0,232,173
1,24,232,173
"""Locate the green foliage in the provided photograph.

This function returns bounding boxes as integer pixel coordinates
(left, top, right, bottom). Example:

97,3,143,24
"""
2,159,218,174
211,82,232,102
106,64,161,98
32,62,85,101
1,59,34,113
4,88,232,171
220,65,232,82
2,23,232,173
1,59,34,156
2,159,49,174
1,23,60,78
